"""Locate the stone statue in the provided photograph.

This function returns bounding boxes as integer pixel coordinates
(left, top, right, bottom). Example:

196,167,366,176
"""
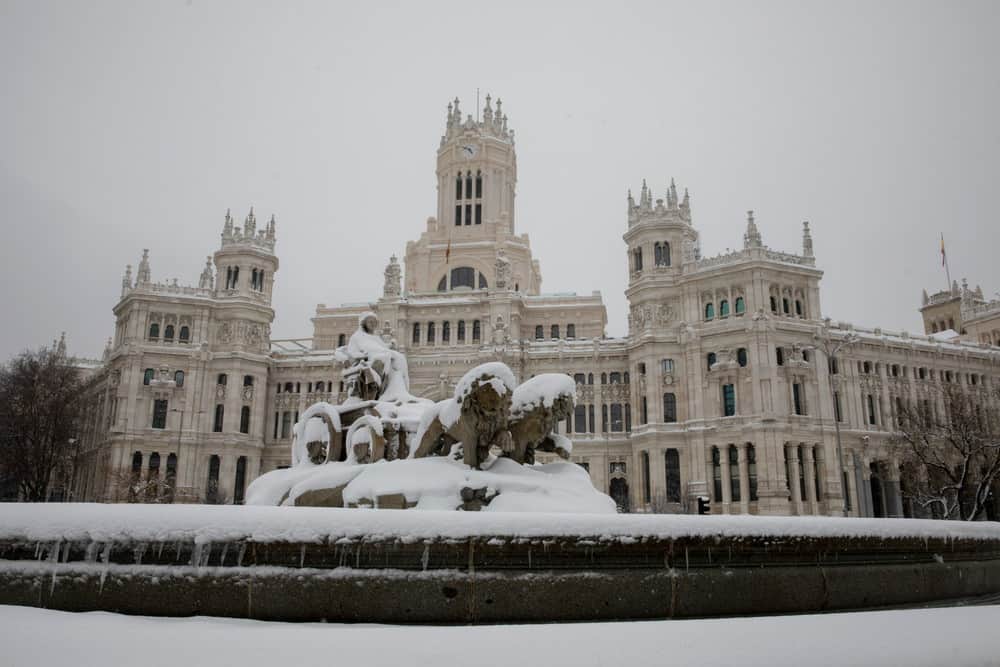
495,247,511,290
383,255,401,298
343,311,412,401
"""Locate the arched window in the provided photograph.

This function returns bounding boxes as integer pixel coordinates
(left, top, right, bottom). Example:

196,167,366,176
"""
601,373,607,384
465,172,473,199
472,320,481,342
770,296,778,313
226,266,233,289
206,455,221,504
641,451,650,503
737,348,748,367
574,373,585,384
284,382,293,393
148,323,160,340
719,300,730,318
338,333,346,347
705,303,714,320
315,381,325,393
412,322,420,344
795,300,803,317
143,368,154,385
609,372,621,384
567,324,576,338
240,406,251,434
587,373,594,385
478,273,488,288
450,267,475,289
179,326,190,342
164,325,175,340
131,451,143,478
217,373,227,386
707,352,716,371
574,405,587,432
748,444,758,501
551,324,560,339
147,453,160,499
174,370,185,388
735,297,745,314
665,449,681,502
475,170,483,198
232,266,239,287
165,453,178,503
438,276,447,292
427,321,436,343
251,269,258,290
632,247,643,272
455,173,462,201
776,347,785,365
457,320,466,342
663,393,677,423
624,371,630,384
234,456,248,504
243,375,254,387
442,321,450,342
948,318,955,330
654,242,662,266
535,325,544,340
782,298,790,314
660,242,671,266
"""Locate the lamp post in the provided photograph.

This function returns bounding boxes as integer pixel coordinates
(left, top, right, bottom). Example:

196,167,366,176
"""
813,323,859,517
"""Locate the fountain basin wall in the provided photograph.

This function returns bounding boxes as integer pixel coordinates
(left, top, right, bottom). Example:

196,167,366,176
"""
1,504,999,623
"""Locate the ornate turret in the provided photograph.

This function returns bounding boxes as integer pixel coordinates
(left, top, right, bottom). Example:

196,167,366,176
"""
743,211,762,249
440,93,514,146
802,221,814,258
121,264,133,297
136,249,151,285
244,206,257,238
628,178,693,227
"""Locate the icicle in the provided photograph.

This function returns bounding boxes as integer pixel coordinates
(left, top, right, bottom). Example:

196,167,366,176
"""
421,544,430,571
220,542,230,566
237,542,246,567
300,544,306,568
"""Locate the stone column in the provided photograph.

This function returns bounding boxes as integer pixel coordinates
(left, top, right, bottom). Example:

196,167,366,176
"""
720,445,732,514
860,459,874,518
845,453,859,517
705,446,716,508
786,443,802,515
802,444,818,515
886,459,904,518
737,442,750,514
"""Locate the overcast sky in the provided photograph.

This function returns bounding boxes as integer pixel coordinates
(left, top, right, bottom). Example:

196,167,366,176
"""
2,1,998,361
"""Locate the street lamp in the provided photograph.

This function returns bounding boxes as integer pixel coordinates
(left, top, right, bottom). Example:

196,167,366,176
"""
813,322,859,517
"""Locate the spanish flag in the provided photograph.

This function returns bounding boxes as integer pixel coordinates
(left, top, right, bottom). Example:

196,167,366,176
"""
940,233,946,267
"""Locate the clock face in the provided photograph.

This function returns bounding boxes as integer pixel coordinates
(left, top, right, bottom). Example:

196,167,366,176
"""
461,143,478,158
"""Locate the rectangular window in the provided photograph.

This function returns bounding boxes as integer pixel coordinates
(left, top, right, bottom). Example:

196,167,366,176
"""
722,384,736,417
748,445,758,501
475,203,482,225
641,451,651,504
455,205,461,226
213,404,224,432
588,405,595,433
465,204,472,226
240,406,251,434
661,358,674,374
610,404,623,432
776,348,784,366
792,383,804,415
273,412,279,439
574,405,587,433
427,322,435,344
867,394,877,425
843,471,852,511
729,445,741,502
640,396,648,425
152,399,168,429
834,391,842,422
233,456,247,504
663,392,677,423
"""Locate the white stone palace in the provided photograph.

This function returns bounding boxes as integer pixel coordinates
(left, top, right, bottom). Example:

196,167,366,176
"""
71,96,1000,516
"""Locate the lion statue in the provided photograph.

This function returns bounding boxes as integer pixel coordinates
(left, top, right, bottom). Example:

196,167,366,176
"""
414,365,514,469
506,374,576,464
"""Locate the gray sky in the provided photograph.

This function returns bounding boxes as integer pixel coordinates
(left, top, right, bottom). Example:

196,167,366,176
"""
2,1,998,361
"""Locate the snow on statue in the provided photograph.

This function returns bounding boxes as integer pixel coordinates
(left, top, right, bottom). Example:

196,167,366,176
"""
247,321,615,514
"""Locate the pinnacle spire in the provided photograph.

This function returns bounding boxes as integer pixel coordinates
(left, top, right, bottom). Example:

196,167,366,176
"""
743,210,762,249
802,221,814,258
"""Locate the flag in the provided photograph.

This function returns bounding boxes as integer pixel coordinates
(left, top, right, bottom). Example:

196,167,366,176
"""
445,239,451,264
940,233,946,267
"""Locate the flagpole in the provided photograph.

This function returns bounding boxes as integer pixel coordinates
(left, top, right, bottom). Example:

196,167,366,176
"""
942,233,952,290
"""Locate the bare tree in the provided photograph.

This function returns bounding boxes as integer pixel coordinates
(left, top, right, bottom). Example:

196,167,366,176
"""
0,344,84,502
892,385,1000,521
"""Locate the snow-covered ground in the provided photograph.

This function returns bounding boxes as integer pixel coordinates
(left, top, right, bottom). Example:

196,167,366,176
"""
3,604,999,667
2,503,999,545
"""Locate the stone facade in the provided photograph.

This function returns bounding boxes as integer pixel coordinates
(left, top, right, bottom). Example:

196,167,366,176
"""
72,97,1000,517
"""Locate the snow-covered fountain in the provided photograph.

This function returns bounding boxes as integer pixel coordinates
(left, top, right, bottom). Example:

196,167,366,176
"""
246,311,615,513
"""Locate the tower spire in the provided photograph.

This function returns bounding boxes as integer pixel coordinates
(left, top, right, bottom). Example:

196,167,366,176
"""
802,221,814,258
743,210,762,249
136,249,151,284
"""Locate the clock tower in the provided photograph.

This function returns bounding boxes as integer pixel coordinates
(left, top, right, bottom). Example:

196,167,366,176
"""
436,95,517,236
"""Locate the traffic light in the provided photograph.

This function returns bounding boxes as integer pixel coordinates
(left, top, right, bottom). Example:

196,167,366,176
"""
697,495,711,515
